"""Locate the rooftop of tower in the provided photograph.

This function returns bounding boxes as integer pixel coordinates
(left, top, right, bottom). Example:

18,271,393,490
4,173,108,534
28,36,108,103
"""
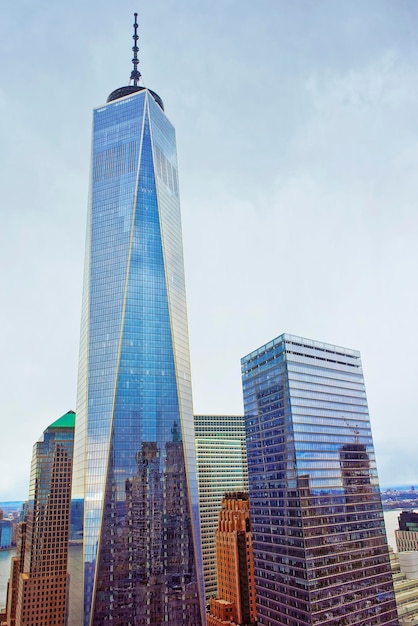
48,410,76,430
107,12,164,110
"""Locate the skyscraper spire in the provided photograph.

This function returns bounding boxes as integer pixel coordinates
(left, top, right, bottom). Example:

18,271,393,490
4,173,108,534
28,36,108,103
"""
68,10,203,624
107,12,164,109
130,12,141,86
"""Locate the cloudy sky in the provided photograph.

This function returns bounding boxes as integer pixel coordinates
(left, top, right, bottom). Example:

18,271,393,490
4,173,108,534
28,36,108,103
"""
0,1,417,499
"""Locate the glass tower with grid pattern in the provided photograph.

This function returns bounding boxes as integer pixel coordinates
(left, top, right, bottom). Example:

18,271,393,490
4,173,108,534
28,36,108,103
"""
68,47,204,626
241,333,398,626
194,415,248,598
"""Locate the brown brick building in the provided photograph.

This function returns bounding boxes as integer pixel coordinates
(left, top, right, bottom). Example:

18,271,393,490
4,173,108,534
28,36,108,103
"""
3,411,75,626
207,492,257,626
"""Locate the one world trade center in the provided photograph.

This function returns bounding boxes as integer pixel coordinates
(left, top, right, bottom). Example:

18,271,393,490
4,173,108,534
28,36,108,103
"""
69,14,204,626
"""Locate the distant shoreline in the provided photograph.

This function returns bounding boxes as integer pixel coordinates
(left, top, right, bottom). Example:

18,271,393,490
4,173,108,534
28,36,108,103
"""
1,490,417,514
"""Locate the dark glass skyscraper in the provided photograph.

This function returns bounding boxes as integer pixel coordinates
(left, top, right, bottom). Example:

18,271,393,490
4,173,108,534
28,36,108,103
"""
69,16,204,626
241,333,398,626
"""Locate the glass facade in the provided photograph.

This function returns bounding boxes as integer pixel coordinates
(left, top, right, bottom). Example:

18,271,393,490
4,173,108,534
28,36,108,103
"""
0,520,12,549
194,415,248,598
241,333,398,626
69,88,204,626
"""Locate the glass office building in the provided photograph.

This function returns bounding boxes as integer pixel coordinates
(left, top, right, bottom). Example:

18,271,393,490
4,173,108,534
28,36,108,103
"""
69,36,204,626
241,333,398,626
194,415,248,598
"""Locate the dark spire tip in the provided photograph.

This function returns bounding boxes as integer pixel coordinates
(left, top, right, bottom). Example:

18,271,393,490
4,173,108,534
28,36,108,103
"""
107,12,164,110
130,12,141,86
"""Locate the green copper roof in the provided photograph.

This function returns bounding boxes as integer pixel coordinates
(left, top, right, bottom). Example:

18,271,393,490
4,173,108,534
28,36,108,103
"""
48,410,76,430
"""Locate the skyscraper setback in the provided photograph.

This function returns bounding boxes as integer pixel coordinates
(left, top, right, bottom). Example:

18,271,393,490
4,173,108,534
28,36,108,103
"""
69,15,204,626
241,333,398,626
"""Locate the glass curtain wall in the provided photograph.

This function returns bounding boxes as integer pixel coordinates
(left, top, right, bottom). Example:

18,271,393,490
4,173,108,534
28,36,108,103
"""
241,333,398,626
69,89,204,626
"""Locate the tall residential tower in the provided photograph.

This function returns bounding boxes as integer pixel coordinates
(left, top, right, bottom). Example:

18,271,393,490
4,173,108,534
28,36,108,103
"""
69,15,204,626
241,333,398,626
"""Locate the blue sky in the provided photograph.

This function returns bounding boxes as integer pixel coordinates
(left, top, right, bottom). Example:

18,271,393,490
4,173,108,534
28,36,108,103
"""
1,1,418,498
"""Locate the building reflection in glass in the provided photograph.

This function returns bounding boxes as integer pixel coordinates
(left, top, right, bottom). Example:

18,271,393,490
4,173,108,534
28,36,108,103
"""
241,333,398,626
90,424,199,625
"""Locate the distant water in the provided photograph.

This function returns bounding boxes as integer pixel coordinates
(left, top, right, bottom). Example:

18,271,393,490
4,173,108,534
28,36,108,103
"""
0,550,15,609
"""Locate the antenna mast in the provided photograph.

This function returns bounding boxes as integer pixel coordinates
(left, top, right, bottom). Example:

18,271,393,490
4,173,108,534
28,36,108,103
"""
130,12,141,86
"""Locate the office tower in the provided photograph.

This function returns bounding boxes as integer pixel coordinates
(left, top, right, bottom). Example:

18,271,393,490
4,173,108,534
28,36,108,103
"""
5,410,75,626
241,333,398,626
69,15,204,626
194,414,248,598
0,519,12,550
207,492,257,626
396,511,418,552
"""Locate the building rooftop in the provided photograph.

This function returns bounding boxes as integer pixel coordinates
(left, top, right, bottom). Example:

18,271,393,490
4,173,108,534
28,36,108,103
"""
48,410,76,430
